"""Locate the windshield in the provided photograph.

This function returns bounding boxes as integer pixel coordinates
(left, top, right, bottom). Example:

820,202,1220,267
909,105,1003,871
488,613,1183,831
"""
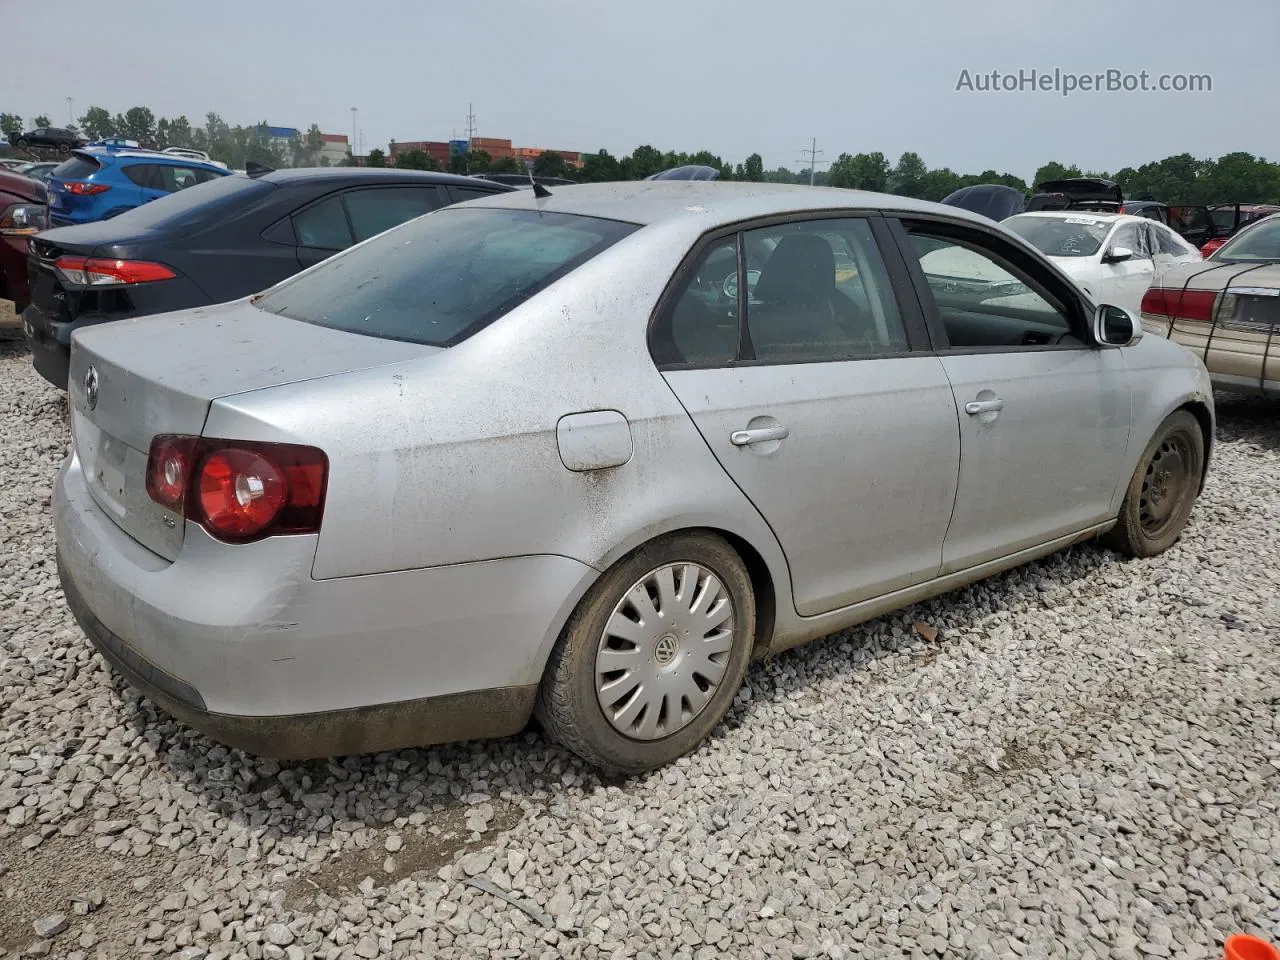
1213,217,1280,262
254,207,639,346
1004,215,1111,257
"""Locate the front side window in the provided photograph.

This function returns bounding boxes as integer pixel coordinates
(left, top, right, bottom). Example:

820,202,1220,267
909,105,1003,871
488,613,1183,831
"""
907,227,1074,349
256,207,637,346
743,219,907,362
1111,223,1151,259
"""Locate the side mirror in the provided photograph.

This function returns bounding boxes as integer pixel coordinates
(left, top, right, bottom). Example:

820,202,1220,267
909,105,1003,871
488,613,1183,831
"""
1102,246,1134,264
1094,304,1142,346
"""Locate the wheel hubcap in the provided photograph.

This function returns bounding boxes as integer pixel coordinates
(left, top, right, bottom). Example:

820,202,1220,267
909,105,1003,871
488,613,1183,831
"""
594,562,735,741
1139,434,1192,536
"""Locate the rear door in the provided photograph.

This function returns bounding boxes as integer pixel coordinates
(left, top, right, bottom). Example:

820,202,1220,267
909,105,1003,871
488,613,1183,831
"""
894,218,1131,573
657,215,961,617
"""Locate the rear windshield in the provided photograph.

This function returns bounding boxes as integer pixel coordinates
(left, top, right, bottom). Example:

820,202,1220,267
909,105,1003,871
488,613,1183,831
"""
1004,215,1111,257
1213,218,1280,262
253,207,638,346
107,175,273,231
52,155,101,180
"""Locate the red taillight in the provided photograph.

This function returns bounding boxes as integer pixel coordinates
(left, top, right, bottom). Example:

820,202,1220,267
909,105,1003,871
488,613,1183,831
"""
146,436,328,543
65,181,110,196
145,436,197,513
55,255,177,286
1201,238,1225,257
1140,287,1218,323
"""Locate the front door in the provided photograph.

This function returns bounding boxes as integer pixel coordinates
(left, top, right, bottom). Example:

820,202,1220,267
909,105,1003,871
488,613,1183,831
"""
1103,220,1158,317
656,217,961,617
896,219,1132,574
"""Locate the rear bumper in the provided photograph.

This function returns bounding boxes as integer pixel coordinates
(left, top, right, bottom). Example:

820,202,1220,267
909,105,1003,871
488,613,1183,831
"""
54,451,593,758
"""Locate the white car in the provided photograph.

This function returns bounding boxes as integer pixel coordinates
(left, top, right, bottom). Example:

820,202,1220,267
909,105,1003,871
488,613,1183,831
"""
1003,212,1202,317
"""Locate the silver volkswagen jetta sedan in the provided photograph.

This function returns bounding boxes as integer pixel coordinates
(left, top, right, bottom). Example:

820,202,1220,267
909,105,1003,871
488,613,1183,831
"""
55,182,1214,773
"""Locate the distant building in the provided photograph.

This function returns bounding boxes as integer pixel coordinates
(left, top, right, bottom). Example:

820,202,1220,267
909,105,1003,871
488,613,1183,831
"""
318,133,349,166
390,140,451,165
390,133,583,170
264,125,300,152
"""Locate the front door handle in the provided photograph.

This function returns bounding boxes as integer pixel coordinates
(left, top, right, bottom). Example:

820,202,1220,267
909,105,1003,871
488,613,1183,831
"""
965,398,1005,416
731,424,789,446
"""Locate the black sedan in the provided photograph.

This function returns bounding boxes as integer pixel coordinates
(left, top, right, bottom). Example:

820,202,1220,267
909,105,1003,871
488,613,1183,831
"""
23,167,514,388
14,127,85,154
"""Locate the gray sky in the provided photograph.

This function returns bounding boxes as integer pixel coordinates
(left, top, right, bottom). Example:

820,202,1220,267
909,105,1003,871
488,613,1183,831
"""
5,0,1277,181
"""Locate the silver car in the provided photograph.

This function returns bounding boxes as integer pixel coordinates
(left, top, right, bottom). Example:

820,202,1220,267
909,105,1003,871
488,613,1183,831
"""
55,182,1214,773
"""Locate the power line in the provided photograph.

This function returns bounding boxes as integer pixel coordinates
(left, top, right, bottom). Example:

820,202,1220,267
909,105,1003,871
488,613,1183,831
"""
796,137,828,185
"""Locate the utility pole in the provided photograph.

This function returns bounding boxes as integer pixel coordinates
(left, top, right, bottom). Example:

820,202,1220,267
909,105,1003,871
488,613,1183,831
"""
350,107,358,159
797,137,826,185
66,97,74,127
464,103,477,145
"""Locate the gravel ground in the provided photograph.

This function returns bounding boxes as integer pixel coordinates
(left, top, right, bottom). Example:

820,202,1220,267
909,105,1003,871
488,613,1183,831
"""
1,334,1278,960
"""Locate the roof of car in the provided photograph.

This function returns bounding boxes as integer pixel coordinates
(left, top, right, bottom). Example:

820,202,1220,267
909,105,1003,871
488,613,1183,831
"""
79,147,227,169
460,180,999,229
256,167,516,189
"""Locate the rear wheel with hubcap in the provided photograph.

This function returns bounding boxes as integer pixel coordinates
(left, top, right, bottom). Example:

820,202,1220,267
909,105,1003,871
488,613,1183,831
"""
1106,410,1205,557
536,533,756,774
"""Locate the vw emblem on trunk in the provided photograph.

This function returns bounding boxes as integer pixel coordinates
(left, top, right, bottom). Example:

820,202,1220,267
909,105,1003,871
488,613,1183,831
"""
84,365,99,410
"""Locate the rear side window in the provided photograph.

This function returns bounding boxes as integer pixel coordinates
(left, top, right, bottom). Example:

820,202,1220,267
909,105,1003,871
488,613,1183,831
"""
52,156,101,180
293,195,352,250
156,165,203,193
451,186,503,203
124,164,158,188
255,207,637,346
345,186,446,243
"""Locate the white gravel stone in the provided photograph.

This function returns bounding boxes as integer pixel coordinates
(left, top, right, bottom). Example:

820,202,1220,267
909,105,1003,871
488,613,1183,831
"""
2,344,1280,958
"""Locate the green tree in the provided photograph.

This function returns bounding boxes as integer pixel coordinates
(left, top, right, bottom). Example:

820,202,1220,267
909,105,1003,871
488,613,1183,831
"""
891,151,928,197
465,149,491,173
1204,152,1280,203
579,149,621,182
166,116,194,149
740,152,764,182
828,151,890,191
366,147,387,168
77,107,115,141
1032,162,1082,187
122,107,157,146
338,150,357,168
621,144,664,180
448,147,467,174
395,149,439,171
533,150,570,178
919,167,963,201
762,166,798,184
0,114,21,137
33,115,51,128
490,155,520,173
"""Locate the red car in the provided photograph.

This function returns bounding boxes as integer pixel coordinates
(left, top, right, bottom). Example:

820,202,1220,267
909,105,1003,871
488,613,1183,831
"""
0,169,48,311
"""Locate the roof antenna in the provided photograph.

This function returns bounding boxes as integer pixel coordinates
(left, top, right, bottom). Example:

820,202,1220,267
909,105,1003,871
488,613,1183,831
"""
527,166,552,199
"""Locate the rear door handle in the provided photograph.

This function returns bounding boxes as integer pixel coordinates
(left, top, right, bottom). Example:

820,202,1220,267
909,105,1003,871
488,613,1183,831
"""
965,398,1005,416
731,425,789,446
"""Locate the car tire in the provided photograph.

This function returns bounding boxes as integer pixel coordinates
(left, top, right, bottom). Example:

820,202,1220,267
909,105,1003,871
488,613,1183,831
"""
535,532,756,774
15,139,28,151
57,142,70,154
1105,410,1204,558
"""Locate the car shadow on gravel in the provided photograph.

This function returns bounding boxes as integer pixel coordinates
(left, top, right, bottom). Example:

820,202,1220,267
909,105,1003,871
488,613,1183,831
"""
1214,390,1280,450
116,539,1118,902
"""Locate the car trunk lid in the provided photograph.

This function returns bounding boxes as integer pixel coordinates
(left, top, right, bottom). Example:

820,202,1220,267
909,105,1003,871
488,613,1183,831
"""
68,300,439,560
